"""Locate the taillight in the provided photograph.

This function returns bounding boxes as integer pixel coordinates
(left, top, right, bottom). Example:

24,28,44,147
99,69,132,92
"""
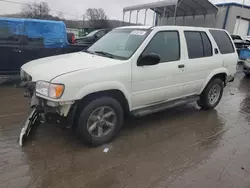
71,35,75,44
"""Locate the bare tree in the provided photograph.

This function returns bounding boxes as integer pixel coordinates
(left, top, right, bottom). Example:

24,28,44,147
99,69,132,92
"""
21,2,50,19
85,8,109,28
57,12,65,20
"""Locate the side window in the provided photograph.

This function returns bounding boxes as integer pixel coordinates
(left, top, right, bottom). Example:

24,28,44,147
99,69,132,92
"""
96,30,106,37
184,31,212,59
209,30,235,54
28,38,44,46
184,31,203,59
142,31,180,63
0,26,20,44
201,32,212,57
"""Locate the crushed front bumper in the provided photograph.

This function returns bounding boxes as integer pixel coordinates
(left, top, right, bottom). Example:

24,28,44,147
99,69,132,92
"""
19,81,76,146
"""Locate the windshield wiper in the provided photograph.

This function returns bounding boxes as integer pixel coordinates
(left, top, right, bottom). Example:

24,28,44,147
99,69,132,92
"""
85,50,126,60
84,50,95,54
94,51,115,59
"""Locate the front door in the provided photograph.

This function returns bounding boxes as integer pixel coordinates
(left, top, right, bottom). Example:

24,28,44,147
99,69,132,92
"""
131,30,186,109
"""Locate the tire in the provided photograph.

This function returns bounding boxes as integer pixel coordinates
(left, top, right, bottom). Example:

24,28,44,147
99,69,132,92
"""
198,78,224,110
77,97,124,146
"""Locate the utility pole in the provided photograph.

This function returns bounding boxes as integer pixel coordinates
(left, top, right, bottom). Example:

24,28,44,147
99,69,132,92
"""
236,0,246,34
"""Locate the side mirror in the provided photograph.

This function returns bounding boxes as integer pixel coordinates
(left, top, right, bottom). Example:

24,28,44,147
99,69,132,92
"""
96,34,101,39
137,53,161,66
214,48,219,54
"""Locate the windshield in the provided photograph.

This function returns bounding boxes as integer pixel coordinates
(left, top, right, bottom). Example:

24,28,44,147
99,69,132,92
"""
86,30,99,37
86,28,150,60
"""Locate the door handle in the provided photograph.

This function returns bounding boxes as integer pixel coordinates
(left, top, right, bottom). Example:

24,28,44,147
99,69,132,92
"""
178,64,185,68
12,49,22,53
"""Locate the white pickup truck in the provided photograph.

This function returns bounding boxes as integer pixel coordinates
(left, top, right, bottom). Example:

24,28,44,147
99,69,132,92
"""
20,26,237,146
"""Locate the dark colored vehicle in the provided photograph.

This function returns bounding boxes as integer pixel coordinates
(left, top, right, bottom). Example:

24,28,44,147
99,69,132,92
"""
75,29,111,45
0,18,87,75
67,32,76,44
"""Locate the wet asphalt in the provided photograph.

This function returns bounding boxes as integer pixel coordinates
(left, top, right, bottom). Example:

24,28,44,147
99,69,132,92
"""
1,69,250,188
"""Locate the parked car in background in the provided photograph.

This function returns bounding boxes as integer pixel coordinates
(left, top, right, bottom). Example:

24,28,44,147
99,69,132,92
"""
0,17,88,75
243,59,250,77
231,34,250,62
75,28,112,45
20,26,237,146
67,32,76,44
243,36,250,42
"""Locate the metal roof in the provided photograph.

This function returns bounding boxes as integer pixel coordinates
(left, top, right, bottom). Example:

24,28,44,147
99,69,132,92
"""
216,2,250,10
123,0,218,17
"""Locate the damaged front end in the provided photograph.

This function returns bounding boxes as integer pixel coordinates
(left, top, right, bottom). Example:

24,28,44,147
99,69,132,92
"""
19,79,75,146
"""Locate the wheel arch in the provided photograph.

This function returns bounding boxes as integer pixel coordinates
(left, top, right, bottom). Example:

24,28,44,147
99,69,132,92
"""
77,89,130,113
71,88,130,129
74,81,131,110
199,69,228,94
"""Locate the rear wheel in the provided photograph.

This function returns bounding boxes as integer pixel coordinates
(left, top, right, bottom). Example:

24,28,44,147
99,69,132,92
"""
77,97,124,146
198,79,224,110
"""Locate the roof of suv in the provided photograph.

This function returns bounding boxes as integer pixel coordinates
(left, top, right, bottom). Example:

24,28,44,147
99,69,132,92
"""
117,25,226,31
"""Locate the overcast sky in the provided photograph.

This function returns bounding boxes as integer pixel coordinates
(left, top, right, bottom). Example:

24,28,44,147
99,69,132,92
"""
0,0,249,23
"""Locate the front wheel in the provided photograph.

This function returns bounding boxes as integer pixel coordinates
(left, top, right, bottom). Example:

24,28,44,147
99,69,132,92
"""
198,79,224,110
77,97,124,146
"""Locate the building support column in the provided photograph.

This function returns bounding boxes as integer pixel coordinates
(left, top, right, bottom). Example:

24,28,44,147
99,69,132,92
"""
129,11,132,23
136,10,139,24
144,9,148,25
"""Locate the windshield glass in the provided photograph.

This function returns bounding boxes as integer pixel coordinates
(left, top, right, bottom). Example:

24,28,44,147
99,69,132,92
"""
86,30,99,37
87,28,150,60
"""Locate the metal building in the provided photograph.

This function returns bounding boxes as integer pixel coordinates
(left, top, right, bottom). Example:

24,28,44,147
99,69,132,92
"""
216,3,250,36
123,1,250,36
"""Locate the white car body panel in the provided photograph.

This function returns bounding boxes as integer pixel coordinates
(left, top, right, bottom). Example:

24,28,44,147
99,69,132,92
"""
21,52,125,82
21,26,238,112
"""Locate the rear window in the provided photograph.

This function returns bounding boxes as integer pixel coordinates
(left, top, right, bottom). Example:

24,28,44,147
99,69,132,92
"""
184,31,204,59
209,30,235,54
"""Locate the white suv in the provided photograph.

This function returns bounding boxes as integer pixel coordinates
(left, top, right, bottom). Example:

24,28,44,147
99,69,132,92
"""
20,26,237,146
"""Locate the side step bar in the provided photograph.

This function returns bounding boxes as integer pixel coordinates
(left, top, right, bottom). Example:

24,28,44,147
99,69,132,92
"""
131,96,200,117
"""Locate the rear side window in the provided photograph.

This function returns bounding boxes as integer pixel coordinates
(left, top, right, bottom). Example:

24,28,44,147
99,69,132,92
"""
201,32,212,57
184,31,212,59
209,30,235,54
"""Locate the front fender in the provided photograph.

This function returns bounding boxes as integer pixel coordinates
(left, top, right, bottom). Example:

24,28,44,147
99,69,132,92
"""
199,68,228,94
74,81,132,110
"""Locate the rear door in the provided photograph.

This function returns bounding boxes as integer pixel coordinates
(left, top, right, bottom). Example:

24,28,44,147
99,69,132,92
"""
0,21,24,74
181,30,221,96
209,29,238,76
0,35,23,74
